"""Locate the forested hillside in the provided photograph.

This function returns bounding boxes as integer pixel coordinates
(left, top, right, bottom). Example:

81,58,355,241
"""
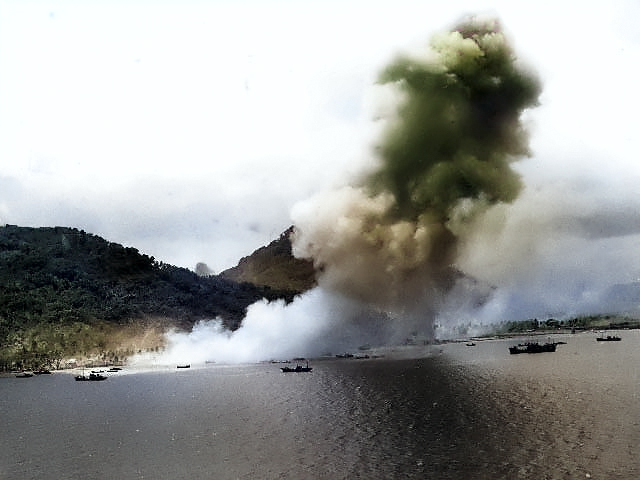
0,225,306,370
220,226,316,292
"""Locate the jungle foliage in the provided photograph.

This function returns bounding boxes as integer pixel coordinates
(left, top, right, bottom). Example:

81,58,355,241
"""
0,225,305,369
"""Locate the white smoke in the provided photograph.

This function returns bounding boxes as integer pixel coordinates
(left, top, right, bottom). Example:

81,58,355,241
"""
132,287,401,365
435,172,640,337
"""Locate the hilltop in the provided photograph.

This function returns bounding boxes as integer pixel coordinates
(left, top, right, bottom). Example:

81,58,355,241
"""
219,226,316,292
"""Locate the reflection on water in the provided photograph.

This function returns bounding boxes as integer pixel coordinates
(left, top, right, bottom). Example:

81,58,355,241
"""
1,331,640,479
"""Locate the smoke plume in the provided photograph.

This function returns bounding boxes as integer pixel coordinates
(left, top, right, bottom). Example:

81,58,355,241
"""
139,17,544,366
292,17,541,336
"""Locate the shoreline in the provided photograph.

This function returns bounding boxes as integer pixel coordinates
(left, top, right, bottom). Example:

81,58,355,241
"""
2,327,634,377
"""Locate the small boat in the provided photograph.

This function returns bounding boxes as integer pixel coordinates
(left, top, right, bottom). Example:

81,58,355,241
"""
509,341,557,354
75,373,108,381
335,353,354,358
597,335,621,341
176,364,191,369
75,366,107,381
466,342,476,346
15,371,34,378
281,361,312,373
597,334,621,342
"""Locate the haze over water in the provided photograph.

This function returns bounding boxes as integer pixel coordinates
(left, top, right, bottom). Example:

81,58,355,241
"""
2,331,639,479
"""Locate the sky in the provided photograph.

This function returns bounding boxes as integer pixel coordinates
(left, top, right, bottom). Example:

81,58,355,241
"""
0,0,637,273
2,0,640,359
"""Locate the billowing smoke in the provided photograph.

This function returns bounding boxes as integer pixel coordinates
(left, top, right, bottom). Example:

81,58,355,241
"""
292,17,541,337
139,17,544,366
132,289,397,365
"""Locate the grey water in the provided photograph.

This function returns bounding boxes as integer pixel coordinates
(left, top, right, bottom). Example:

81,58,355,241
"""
2,333,640,479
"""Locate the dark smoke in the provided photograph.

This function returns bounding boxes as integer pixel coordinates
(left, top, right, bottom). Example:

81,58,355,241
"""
137,17,543,365
293,17,541,337
371,17,540,221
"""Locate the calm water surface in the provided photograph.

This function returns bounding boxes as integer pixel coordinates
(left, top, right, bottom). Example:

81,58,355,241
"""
2,332,640,479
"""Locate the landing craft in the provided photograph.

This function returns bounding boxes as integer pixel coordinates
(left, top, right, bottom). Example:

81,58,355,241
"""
509,341,557,354
281,361,312,373
596,332,621,342
75,372,107,381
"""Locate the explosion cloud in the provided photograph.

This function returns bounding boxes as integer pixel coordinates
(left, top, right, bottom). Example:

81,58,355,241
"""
143,16,544,366
293,17,541,335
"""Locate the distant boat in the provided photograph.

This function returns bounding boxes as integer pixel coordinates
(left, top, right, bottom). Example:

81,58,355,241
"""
75,366,107,381
466,342,476,346
509,341,557,354
15,371,34,378
335,353,354,359
597,333,621,342
75,373,107,381
281,361,312,373
176,364,191,369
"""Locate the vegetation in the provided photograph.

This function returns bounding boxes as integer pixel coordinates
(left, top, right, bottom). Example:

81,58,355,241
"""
219,226,316,292
494,314,640,335
0,225,309,370
0,318,168,371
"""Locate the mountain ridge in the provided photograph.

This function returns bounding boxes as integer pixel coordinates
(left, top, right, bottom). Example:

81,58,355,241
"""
219,226,316,292
0,224,316,369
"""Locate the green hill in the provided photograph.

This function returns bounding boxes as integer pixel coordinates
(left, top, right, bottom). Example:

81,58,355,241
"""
219,226,316,292
0,225,310,370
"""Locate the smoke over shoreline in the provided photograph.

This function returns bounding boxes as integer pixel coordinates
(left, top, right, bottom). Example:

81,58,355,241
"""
141,16,640,365
133,289,399,365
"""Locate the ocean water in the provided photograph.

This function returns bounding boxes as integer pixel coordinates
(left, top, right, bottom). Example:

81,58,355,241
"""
1,331,640,479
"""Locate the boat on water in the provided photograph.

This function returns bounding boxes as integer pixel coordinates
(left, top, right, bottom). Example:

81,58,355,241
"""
466,342,476,347
15,371,34,378
75,365,107,381
281,361,312,373
509,341,557,354
176,364,191,369
335,353,354,359
597,334,621,342
75,372,108,381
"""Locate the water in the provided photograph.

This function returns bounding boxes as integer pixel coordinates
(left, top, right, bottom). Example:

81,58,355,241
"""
2,332,640,479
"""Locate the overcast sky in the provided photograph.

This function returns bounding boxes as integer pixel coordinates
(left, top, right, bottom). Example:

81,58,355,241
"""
1,0,640,277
